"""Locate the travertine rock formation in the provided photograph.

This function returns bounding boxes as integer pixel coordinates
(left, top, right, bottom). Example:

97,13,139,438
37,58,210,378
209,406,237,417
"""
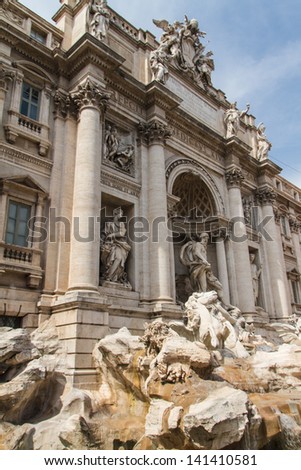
0,297,301,450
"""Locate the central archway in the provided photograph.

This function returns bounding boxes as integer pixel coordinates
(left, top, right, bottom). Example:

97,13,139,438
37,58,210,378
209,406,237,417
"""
170,171,219,305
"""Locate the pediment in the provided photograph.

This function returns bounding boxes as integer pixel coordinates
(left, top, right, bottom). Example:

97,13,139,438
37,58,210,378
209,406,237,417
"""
0,175,47,194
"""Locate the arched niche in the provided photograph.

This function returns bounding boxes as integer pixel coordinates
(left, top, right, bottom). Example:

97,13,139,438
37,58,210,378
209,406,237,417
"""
166,160,224,305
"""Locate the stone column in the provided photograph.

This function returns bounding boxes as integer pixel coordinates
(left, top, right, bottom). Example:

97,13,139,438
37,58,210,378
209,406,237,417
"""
226,167,255,313
68,78,110,293
213,230,230,305
138,120,173,303
256,187,291,319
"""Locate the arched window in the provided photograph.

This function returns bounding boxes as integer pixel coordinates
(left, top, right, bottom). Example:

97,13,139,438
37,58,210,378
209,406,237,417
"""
172,173,214,219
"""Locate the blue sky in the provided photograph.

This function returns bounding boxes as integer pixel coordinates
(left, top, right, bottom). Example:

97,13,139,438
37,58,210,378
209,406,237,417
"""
20,0,301,187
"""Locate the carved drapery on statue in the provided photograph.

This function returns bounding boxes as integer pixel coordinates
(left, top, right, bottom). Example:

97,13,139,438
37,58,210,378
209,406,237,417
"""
249,253,262,306
224,102,250,139
180,232,228,307
100,207,131,287
103,123,135,175
151,16,214,88
256,123,272,161
88,0,111,41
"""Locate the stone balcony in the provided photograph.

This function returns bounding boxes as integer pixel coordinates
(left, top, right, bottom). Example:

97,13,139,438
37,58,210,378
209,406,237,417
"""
4,110,50,157
0,242,43,288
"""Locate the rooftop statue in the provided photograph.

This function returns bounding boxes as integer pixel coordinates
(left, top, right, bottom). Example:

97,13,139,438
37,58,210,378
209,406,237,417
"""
224,102,250,139
88,0,110,41
151,16,214,88
256,122,272,161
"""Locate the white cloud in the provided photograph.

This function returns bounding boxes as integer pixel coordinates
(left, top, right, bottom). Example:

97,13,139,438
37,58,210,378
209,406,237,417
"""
215,39,301,103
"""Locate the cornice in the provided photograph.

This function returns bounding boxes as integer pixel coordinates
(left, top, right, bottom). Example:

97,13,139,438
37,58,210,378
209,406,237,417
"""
167,112,224,163
105,71,146,109
257,159,282,179
225,136,252,160
0,21,58,77
101,168,141,198
0,143,53,175
145,81,182,113
54,34,125,78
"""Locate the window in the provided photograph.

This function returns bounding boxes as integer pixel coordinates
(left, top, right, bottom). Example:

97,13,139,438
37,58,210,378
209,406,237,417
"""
20,82,40,121
5,201,31,247
30,28,47,45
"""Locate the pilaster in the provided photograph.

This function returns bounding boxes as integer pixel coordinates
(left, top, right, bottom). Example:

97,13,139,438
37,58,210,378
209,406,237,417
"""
255,186,291,319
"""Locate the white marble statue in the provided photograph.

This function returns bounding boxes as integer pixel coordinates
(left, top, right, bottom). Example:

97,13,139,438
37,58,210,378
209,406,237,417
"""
149,48,170,84
89,0,110,41
184,291,249,358
249,253,262,306
100,207,131,286
271,316,301,345
224,102,250,139
151,16,213,87
256,122,272,161
194,50,214,88
180,232,227,306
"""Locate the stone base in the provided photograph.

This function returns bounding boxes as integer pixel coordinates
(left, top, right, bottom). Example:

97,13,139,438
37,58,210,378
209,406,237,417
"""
51,290,110,388
101,280,132,290
242,309,269,326
100,283,139,309
107,302,183,336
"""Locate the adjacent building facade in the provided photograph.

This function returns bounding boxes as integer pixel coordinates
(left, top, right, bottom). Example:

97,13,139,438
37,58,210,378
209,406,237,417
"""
1,0,301,386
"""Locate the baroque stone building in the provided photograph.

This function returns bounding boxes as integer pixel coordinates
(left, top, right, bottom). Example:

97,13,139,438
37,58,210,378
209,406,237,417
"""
1,0,301,387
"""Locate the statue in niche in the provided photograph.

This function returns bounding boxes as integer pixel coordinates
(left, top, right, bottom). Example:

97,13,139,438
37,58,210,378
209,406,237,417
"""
180,232,229,307
151,16,213,87
242,197,252,226
249,253,262,306
224,102,250,139
100,207,131,287
104,124,134,174
88,0,110,41
256,122,272,161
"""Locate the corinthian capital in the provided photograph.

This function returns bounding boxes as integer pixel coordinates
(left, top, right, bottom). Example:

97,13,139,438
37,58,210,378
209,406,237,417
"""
138,119,172,145
289,215,301,234
225,167,245,188
71,78,110,113
255,187,276,205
